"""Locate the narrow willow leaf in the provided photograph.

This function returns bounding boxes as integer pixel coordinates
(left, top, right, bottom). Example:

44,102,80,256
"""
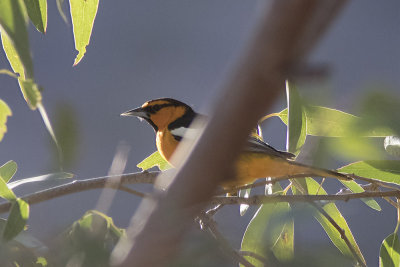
18,78,42,110
277,106,393,137
0,0,34,79
0,99,12,142
2,198,29,241
23,0,47,33
0,176,16,200
1,32,25,77
69,0,99,65
303,178,366,264
379,233,400,267
241,202,293,266
241,183,294,265
339,179,381,211
0,160,17,183
338,160,400,185
384,136,400,158
137,151,172,171
8,172,73,189
286,81,306,155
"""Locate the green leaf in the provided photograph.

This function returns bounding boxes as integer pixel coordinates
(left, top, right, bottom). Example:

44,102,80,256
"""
0,160,17,183
301,178,365,264
0,0,34,79
2,198,29,241
385,136,400,158
137,151,172,171
0,99,12,142
241,202,293,266
339,179,381,211
286,81,306,155
277,105,393,137
23,0,47,33
8,172,73,189
338,160,400,185
69,0,99,65
19,78,42,109
36,257,48,266
380,233,400,267
0,175,16,200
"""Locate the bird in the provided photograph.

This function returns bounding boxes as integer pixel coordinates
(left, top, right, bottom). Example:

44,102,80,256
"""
121,98,350,191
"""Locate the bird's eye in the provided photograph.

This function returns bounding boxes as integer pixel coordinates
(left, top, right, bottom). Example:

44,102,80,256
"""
152,105,161,112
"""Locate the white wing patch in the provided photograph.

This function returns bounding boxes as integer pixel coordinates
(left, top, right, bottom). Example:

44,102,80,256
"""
170,127,200,140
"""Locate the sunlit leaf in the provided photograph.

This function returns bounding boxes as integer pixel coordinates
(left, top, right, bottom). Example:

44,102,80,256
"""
23,0,47,33
36,257,48,266
385,136,400,158
380,233,400,267
339,179,381,211
69,0,99,65
286,81,306,155
338,160,400,185
300,178,366,264
0,160,17,183
8,172,73,189
137,151,172,171
0,99,12,142
0,0,34,79
19,78,42,109
2,198,29,241
0,176,16,200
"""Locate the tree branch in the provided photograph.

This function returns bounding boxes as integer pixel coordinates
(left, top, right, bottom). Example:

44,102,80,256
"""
0,172,158,214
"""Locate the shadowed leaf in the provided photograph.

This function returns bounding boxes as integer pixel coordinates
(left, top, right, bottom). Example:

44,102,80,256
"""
380,233,400,267
8,172,73,189
0,99,12,142
2,198,29,241
23,0,47,33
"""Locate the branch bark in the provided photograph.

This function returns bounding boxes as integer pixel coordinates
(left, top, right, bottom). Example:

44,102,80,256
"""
112,1,349,266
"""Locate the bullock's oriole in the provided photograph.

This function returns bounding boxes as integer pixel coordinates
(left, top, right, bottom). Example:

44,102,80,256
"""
121,98,350,189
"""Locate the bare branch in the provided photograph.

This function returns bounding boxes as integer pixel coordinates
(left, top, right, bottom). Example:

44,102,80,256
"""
0,172,158,214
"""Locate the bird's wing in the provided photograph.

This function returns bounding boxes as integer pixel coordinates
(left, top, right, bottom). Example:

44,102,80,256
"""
245,136,295,160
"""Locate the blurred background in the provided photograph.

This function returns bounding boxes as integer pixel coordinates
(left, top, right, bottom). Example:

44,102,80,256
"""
0,0,399,265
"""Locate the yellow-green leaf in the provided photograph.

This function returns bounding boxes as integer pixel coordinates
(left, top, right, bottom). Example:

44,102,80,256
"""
0,0,33,79
0,175,16,201
338,160,400,185
0,160,17,183
339,179,381,211
18,78,42,109
0,99,12,142
302,178,365,264
380,233,400,267
277,105,393,137
286,81,306,155
69,0,99,65
23,0,47,33
2,198,29,241
137,151,172,171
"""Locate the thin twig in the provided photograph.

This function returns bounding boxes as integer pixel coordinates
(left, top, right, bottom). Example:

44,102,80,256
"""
0,172,158,214
309,202,366,267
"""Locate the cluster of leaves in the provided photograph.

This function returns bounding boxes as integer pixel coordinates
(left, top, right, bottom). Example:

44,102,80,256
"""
138,82,400,266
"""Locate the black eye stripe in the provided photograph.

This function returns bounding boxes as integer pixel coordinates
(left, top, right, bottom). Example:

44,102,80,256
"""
146,103,174,113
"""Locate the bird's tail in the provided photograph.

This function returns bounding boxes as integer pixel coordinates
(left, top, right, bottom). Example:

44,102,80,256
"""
286,161,351,181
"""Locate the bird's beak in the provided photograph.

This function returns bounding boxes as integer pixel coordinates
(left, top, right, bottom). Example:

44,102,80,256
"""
120,107,149,119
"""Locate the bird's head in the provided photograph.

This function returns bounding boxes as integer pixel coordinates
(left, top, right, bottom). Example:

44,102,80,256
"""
121,98,195,131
